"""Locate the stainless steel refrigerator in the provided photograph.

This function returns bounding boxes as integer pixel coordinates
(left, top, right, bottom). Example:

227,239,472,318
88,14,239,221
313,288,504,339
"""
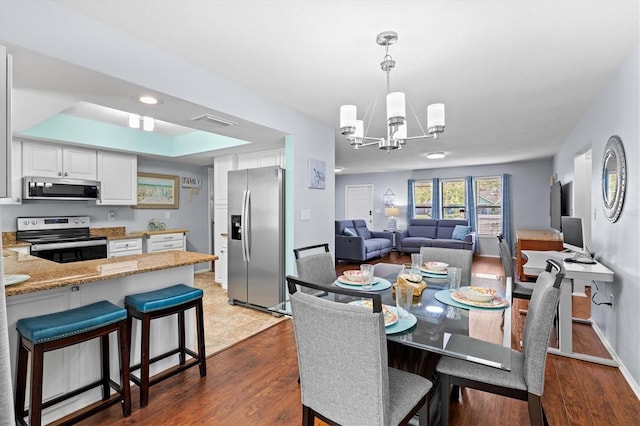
227,166,285,310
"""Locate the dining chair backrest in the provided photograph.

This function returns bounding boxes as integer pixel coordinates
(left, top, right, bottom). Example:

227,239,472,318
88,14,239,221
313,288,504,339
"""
293,243,337,285
285,275,391,425
497,234,515,280
420,246,473,287
521,259,564,396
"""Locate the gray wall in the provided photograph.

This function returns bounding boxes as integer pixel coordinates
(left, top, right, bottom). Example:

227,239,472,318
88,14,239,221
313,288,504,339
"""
554,44,639,390
335,158,553,256
0,157,211,270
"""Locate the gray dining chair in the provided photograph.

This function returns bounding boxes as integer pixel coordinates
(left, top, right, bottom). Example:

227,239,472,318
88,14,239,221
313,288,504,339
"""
293,243,337,285
497,234,535,300
419,246,473,287
436,259,565,426
286,275,433,426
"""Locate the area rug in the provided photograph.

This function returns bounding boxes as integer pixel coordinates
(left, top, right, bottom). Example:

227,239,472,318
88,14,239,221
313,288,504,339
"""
194,272,288,357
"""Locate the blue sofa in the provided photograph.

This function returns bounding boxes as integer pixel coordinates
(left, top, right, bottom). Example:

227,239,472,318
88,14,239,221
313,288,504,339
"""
396,219,476,253
335,219,393,262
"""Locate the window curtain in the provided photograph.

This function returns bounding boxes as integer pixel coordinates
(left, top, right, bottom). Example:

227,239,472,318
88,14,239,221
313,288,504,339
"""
431,177,441,219
0,217,16,424
465,176,477,231
501,173,513,250
407,179,415,220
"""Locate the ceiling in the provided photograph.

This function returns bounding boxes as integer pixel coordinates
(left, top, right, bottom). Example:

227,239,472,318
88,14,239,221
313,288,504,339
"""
5,1,640,173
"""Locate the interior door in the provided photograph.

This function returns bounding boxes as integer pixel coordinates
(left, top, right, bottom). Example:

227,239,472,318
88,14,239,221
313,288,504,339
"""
345,184,374,227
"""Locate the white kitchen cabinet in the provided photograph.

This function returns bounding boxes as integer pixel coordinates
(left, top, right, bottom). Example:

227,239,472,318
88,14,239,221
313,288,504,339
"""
213,155,236,205
96,151,137,205
143,232,186,253
108,238,143,257
0,140,22,204
236,149,285,170
22,141,97,180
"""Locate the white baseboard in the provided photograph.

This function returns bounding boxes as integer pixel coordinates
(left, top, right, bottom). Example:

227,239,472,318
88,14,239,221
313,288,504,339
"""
591,321,640,399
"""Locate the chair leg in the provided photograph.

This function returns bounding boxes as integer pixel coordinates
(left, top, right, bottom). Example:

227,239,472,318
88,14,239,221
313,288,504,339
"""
100,334,110,400
29,345,45,426
14,337,28,423
196,299,207,377
302,405,314,426
118,321,132,417
178,310,186,365
140,314,151,408
439,374,451,426
418,395,429,426
527,393,547,426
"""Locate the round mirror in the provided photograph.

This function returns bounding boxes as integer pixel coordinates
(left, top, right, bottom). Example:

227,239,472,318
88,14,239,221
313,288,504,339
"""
601,135,626,223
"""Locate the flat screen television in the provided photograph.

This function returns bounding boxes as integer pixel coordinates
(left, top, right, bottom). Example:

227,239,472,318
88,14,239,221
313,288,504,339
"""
550,181,562,231
561,181,572,216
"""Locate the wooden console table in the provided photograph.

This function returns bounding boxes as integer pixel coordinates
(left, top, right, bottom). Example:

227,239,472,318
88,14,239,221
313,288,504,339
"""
516,229,563,281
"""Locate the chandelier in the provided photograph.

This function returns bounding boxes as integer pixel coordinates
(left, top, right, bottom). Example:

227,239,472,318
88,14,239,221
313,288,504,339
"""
339,31,445,152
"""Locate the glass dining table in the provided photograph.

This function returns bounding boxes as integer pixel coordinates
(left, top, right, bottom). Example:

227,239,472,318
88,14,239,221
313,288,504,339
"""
272,263,513,372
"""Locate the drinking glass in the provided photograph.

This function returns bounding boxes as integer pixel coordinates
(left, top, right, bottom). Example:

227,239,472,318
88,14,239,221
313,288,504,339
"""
447,266,462,293
411,253,423,270
394,283,413,319
360,264,374,289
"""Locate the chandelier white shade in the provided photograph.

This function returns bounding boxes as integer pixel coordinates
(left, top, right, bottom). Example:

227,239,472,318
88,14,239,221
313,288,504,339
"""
339,31,446,152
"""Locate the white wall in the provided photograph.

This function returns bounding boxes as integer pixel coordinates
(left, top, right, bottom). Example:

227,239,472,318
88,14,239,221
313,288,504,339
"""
0,1,335,277
554,44,639,391
336,158,553,256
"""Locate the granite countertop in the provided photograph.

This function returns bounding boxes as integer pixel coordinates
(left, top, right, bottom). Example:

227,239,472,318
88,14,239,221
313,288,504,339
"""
2,249,217,297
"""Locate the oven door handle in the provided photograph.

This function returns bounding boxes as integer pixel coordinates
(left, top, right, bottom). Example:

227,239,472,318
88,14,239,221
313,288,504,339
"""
30,240,108,251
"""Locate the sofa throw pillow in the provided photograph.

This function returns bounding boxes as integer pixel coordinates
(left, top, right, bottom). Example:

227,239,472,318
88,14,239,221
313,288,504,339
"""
343,227,357,237
452,225,472,240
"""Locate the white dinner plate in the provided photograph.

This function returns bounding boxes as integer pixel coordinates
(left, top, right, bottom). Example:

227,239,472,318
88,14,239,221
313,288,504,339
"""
3,274,30,286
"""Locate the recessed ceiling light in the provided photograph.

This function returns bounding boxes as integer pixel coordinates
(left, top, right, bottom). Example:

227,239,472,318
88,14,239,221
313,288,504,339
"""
425,151,446,160
139,95,159,105
334,167,343,173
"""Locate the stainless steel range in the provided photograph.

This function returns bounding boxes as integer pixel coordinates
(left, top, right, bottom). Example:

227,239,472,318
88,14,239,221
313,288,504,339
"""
16,216,107,263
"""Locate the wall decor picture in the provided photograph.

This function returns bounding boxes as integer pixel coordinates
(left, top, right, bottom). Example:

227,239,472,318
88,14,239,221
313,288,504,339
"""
135,172,180,209
307,158,326,189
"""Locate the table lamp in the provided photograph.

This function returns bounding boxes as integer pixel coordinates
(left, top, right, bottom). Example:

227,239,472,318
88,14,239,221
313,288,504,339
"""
384,207,400,232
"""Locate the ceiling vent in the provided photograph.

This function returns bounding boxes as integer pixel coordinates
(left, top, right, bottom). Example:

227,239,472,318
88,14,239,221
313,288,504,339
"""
191,114,238,127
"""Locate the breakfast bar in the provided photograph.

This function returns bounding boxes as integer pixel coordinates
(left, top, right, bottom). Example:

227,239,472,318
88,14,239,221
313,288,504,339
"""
3,249,216,424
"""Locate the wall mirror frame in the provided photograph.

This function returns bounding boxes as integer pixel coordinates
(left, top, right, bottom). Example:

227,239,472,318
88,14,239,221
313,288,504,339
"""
601,135,626,223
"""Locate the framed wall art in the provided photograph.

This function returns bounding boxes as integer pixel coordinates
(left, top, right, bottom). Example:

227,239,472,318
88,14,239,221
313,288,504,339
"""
135,172,180,209
307,158,326,189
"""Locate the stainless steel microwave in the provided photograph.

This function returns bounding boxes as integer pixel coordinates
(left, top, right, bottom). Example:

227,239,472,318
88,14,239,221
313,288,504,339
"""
23,176,101,201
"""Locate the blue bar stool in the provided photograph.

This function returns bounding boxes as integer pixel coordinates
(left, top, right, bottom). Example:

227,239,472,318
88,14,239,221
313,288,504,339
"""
15,300,131,426
125,284,206,408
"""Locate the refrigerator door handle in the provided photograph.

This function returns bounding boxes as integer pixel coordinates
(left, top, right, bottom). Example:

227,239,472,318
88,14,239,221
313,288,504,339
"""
245,189,251,262
241,189,248,262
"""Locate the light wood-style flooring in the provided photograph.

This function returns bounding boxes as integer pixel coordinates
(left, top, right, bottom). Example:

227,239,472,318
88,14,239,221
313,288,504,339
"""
77,253,639,425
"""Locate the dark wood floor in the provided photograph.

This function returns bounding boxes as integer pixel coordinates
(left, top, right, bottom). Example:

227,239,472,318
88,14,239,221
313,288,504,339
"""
78,253,639,426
